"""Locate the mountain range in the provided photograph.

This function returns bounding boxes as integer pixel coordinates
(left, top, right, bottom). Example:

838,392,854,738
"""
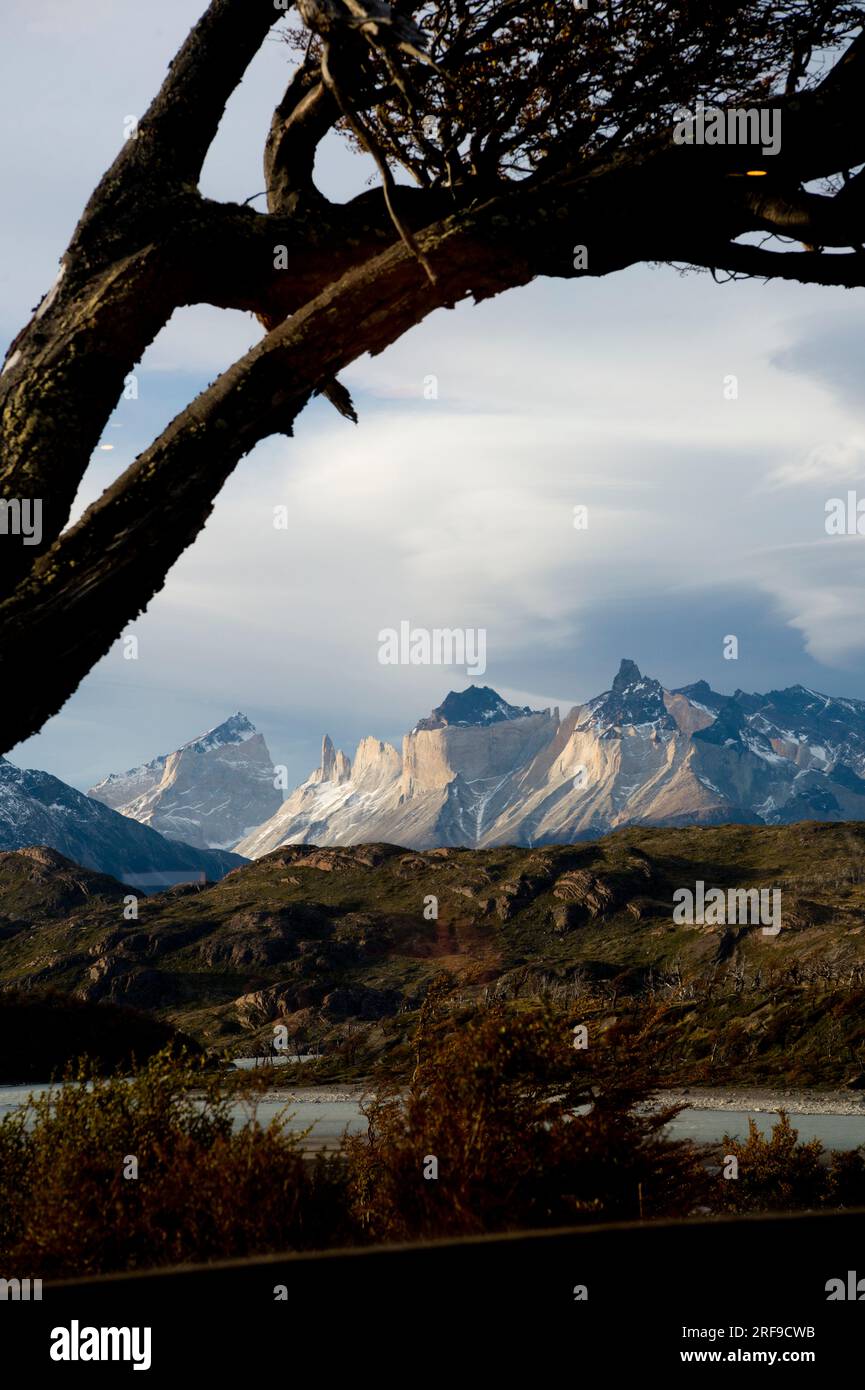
235,660,865,855
88,713,280,850
8,664,865,880
0,759,244,888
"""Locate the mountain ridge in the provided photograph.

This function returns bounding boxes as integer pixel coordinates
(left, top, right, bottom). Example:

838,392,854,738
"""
236,660,865,857
88,713,281,850
0,758,244,888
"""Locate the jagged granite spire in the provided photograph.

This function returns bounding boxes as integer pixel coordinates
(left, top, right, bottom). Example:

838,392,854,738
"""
313,735,351,784
586,660,673,734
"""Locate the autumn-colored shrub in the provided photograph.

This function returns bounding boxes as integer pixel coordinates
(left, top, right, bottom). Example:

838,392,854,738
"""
716,1111,865,1213
340,987,708,1242
718,1113,828,1213
825,1145,865,1208
0,1050,350,1277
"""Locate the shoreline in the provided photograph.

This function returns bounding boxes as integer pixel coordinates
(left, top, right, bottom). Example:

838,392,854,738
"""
5,1076,865,1118
257,1083,865,1117
656,1087,865,1117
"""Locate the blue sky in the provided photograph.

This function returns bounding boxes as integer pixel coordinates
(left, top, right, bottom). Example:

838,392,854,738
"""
3,1,865,791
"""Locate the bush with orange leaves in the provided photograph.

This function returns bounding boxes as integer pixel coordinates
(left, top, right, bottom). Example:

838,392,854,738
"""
717,1111,865,1214
341,984,709,1242
0,1050,351,1278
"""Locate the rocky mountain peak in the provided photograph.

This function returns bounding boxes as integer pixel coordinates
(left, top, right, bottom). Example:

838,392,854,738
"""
414,685,538,732
586,659,673,734
671,680,730,716
88,715,281,850
320,734,336,776
186,712,256,754
675,679,712,701
612,658,643,691
313,735,351,785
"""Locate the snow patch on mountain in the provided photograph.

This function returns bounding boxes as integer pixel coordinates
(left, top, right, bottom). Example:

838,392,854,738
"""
88,714,281,851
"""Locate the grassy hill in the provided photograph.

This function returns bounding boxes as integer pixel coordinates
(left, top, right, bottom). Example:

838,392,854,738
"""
1,824,865,1085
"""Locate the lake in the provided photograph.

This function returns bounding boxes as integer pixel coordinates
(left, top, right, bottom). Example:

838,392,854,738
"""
3,1081,865,1152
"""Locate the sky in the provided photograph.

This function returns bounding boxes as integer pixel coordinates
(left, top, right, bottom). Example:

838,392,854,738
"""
3,1,865,792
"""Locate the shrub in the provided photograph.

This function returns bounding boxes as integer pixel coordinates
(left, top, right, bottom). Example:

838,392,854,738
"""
340,987,708,1242
825,1145,865,1208
717,1113,826,1212
0,1049,349,1276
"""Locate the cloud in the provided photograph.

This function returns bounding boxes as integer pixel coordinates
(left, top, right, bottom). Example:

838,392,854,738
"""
751,538,865,666
766,438,865,488
772,311,865,416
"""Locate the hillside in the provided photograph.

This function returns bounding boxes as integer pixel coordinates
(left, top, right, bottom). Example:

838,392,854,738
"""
1,824,865,1086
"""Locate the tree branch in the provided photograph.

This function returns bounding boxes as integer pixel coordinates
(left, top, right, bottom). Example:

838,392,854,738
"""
0,175,455,598
677,242,865,288
0,180,639,750
71,0,283,263
735,185,865,248
264,61,341,214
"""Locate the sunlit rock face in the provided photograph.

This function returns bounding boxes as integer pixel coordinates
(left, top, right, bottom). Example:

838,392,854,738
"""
88,714,281,851
236,662,865,857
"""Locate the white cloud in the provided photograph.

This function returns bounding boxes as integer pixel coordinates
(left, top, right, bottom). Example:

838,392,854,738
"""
748,539,865,665
766,438,865,489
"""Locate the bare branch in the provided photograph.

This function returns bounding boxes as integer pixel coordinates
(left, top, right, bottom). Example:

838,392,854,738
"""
678,242,865,288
